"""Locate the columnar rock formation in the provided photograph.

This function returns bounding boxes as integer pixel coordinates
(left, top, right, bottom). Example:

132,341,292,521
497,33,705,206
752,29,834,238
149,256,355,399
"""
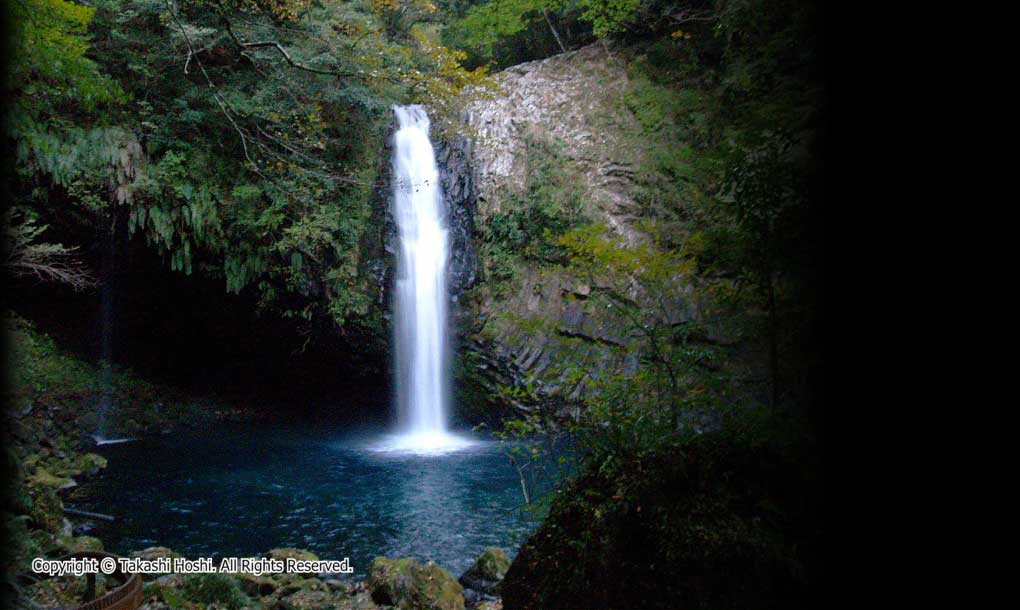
439,45,655,420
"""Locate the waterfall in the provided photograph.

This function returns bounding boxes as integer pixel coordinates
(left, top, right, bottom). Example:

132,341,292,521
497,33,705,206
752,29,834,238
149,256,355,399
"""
382,105,473,454
93,203,133,445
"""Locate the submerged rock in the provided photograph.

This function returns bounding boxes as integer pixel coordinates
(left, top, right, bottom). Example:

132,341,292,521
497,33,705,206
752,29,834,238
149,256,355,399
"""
459,547,510,594
367,557,464,610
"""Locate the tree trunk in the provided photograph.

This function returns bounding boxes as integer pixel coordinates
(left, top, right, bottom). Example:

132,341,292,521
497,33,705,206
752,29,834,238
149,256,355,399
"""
542,9,568,53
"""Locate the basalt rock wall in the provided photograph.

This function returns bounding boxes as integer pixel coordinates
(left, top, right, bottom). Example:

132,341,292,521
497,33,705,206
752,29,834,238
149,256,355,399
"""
440,44,657,423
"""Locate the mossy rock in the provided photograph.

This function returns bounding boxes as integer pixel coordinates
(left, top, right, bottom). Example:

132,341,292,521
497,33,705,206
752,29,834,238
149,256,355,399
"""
278,577,326,596
276,589,346,610
339,590,379,610
136,603,173,610
27,482,64,533
151,573,187,589
30,468,73,489
7,478,33,516
459,548,509,593
236,573,277,597
75,452,108,475
143,577,188,610
181,573,256,610
130,547,181,580
266,548,320,562
23,453,42,472
57,534,104,553
5,514,46,569
367,557,464,610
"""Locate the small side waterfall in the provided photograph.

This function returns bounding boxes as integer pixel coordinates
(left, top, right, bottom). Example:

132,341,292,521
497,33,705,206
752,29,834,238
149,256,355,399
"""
382,105,473,454
93,203,133,445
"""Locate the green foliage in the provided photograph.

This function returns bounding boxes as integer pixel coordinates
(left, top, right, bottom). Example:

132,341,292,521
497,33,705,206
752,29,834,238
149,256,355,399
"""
6,314,97,397
440,0,672,68
3,208,95,290
182,574,255,610
554,224,725,460
5,0,126,121
477,135,586,294
409,28,496,136
577,0,640,37
4,513,47,571
6,313,215,439
490,413,574,517
5,0,493,333
500,431,823,609
449,0,555,59
443,0,593,68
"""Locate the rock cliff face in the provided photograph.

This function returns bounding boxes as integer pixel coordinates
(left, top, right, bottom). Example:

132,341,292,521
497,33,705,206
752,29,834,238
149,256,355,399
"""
366,45,652,422
361,118,477,343
462,44,642,241
441,44,651,422
435,136,478,297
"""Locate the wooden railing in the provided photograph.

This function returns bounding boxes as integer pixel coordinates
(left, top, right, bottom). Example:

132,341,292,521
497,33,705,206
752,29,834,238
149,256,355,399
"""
28,551,142,610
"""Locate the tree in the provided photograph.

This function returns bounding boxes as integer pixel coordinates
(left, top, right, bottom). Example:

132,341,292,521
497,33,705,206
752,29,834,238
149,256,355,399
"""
722,129,816,412
3,209,96,291
5,0,492,333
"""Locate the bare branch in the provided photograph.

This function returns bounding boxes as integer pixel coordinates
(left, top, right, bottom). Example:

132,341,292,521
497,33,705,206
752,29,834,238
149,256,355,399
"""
216,8,402,84
4,214,96,291
668,7,716,25
162,0,265,177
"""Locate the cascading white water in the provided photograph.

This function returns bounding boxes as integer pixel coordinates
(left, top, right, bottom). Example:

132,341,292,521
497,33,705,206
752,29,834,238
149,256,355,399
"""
382,105,474,454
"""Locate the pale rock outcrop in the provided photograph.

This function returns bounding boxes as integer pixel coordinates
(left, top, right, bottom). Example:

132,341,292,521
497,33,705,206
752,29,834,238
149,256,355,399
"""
461,44,641,242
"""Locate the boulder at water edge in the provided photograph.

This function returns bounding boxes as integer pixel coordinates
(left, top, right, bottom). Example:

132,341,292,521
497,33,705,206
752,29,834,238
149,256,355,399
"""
459,548,510,594
367,557,464,610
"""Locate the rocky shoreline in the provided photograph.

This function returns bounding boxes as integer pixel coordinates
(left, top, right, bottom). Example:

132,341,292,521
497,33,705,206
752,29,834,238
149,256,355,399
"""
115,546,509,610
4,315,514,610
12,407,512,610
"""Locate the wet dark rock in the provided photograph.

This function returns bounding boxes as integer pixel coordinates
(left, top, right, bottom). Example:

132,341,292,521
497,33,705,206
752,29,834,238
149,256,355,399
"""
72,521,97,536
362,114,477,357
435,135,478,296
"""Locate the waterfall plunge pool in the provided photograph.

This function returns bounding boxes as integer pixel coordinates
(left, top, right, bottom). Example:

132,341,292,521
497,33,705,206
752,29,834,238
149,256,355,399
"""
68,107,562,581
70,423,562,579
